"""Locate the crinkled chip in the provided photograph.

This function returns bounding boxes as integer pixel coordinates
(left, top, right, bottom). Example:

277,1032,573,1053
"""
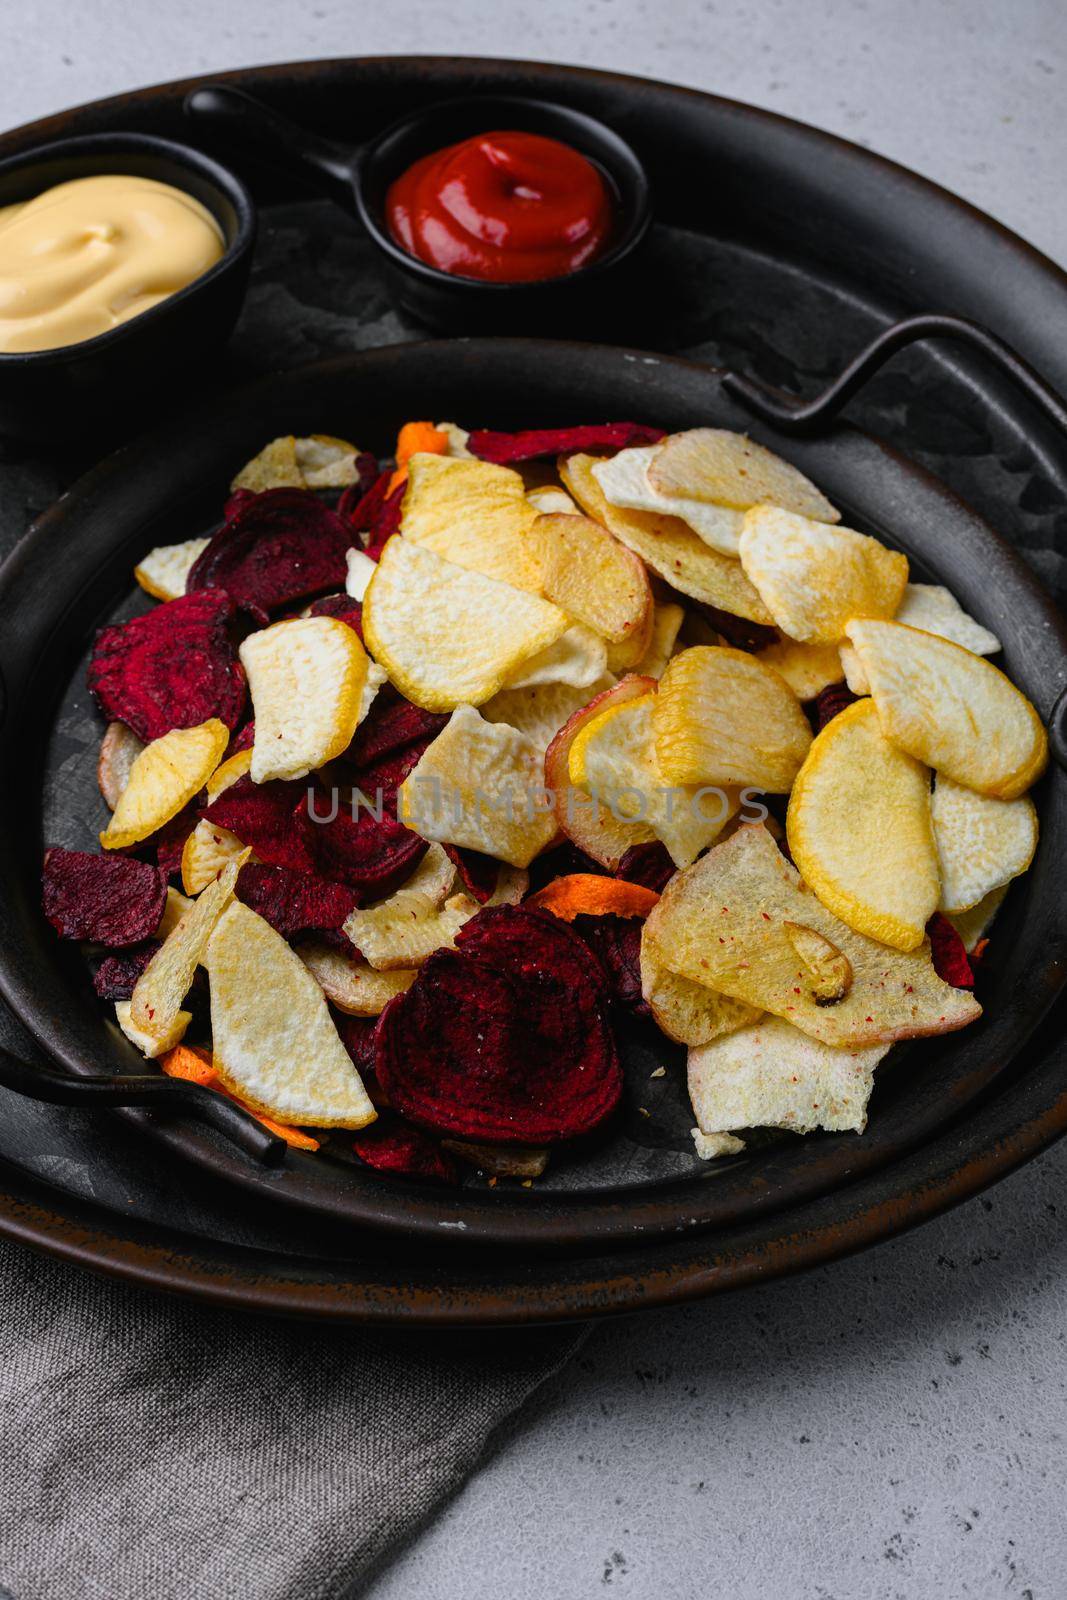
100,718,229,851
533,511,652,645
343,845,474,970
469,422,664,464
187,488,355,622
130,852,246,1040
42,848,167,946
502,622,608,690
931,773,1038,914
206,900,376,1127
560,452,771,622
645,822,981,1047
641,933,760,1046
482,673,617,758
89,590,245,743
400,453,542,590
755,637,845,701
688,1015,889,1136
739,507,909,643
653,645,812,791
399,705,557,868
299,941,418,1015
593,445,744,555
97,722,146,810
363,536,568,711
134,537,211,602
240,616,369,783
786,698,940,951
648,429,839,520
841,582,1003,694
844,619,1047,800
545,676,659,868
181,817,250,895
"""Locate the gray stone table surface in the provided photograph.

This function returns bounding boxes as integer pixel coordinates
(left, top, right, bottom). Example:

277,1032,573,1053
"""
3,2,1066,1597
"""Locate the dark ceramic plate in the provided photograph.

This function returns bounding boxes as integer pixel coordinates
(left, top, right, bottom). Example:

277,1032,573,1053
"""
1,57,1066,1321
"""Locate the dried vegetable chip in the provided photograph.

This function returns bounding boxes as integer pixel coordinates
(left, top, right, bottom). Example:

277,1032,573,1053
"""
160,1043,321,1151
528,874,660,922
97,722,146,810
593,445,744,555
811,681,858,731
115,999,190,1058
100,718,229,851
755,637,845,702
300,743,429,896
181,818,249,895
130,852,246,1037
926,912,975,989
240,616,369,783
738,507,908,643
300,941,418,1015
502,623,608,691
307,592,365,640
469,421,664,464
42,848,167,946
235,862,358,942
187,488,355,622
615,841,676,892
533,510,652,645
649,428,839,521
631,602,685,680
482,674,616,759
653,646,812,791
351,1119,459,1185
134,537,211,602
441,1141,549,1179
92,941,159,1001
345,547,377,603
841,584,1002,693
545,676,659,868
947,884,1009,955
931,775,1037,913
400,454,542,591
640,936,760,1046
202,772,314,873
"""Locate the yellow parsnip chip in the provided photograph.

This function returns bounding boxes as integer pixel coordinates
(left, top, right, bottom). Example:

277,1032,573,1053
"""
931,774,1038,913
592,444,745,555
115,1000,190,1058
206,900,376,1127
559,453,772,623
134,537,211,602
97,722,145,810
688,1016,889,1137
641,934,760,1046
341,846,523,971
157,886,193,939
739,507,908,643
653,646,812,791
840,582,1001,694
786,699,939,951
401,453,542,590
205,748,252,803
364,536,568,711
241,616,369,783
534,511,653,644
100,719,228,851
648,428,839,521
844,619,1048,800
545,676,659,868
755,638,845,701
526,485,576,515
131,852,247,1036
299,942,418,1015
181,818,250,895
231,434,364,493
645,823,980,1047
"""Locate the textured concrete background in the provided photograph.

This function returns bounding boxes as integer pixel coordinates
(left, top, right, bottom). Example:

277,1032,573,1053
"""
3,2,1066,1595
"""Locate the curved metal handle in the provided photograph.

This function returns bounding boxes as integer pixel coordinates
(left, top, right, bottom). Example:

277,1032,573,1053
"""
0,1045,286,1165
185,84,358,212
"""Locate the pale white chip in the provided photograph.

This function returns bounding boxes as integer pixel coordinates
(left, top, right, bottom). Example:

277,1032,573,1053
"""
931,774,1038,913
363,536,568,712
344,888,476,972
593,445,745,556
345,547,377,602
97,721,145,810
434,420,473,459
134,537,211,602
502,623,608,690
842,582,1002,694
131,853,246,1036
206,900,376,1127
299,941,417,1015
241,616,369,783
293,434,364,488
482,674,617,757
838,642,871,696
648,428,839,521
399,705,556,868
526,485,577,515
632,603,686,680
688,1016,890,1137
739,506,909,643
691,1128,746,1160
947,883,1009,954
156,886,193,940
115,1000,190,1058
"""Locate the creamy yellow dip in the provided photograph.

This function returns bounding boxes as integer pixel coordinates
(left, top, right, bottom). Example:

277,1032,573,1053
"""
0,174,225,353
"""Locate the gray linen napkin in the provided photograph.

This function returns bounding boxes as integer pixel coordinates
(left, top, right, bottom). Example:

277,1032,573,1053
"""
0,1236,584,1600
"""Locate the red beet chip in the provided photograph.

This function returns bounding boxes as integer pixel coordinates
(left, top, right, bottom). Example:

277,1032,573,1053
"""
377,906,621,1144
42,848,167,947
334,1011,380,1079
347,690,447,768
351,1117,459,1186
468,422,665,465
186,488,355,624
226,719,256,756
692,601,779,652
88,589,246,743
364,482,405,561
338,467,390,535
223,487,256,522
235,862,357,940
307,592,363,640
154,802,201,881
203,773,315,873
811,681,859,733
927,912,975,989
298,786,427,897
577,915,649,1019
92,941,160,1001
615,842,676,893
443,844,499,904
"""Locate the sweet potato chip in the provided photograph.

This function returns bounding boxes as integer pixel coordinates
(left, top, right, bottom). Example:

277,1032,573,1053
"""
134,537,211,602
560,453,772,623
97,722,146,810
206,900,376,1127
469,422,664,463
240,616,369,783
400,454,542,590
180,818,249,895
688,1016,889,1136
502,622,608,690
545,676,659,868
528,874,660,922
300,940,418,1015
645,823,981,1046
130,851,246,1037
739,507,908,644
593,445,744,555
640,934,760,1046
844,619,1048,800
363,536,568,711
653,646,812,791
649,429,839,520
930,774,1038,914
42,848,167,946
100,718,229,851
534,511,652,645
755,638,845,701
786,698,939,950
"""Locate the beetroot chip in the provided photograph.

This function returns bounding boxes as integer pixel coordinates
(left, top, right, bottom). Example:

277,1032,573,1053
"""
43,848,167,946
299,787,427,897
347,691,447,768
338,467,390,535
307,592,363,640
351,1116,459,1186
615,842,676,893
203,773,315,873
377,906,621,1144
88,589,246,743
236,862,357,940
527,841,607,895
364,482,405,561
927,912,975,990
226,719,256,756
154,802,201,880
334,1011,380,1079
811,681,859,733
443,844,499,904
92,940,160,1001
692,601,779,653
468,422,665,464
186,488,355,623
223,487,256,522
577,915,649,1019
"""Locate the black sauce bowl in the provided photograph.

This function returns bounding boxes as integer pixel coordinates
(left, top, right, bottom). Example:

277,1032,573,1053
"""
0,132,255,440
186,86,651,334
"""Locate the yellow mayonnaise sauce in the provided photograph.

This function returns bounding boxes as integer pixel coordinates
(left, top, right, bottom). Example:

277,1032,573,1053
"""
0,174,225,353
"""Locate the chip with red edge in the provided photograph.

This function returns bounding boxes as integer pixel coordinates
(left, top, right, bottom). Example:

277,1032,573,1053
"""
88,590,246,743
92,940,160,1000
347,690,448,768
364,482,405,561
615,842,676,893
811,681,859,733
42,848,168,946
468,423,665,465
307,593,364,639
186,488,355,624
340,451,380,507
577,915,649,1018
235,862,358,941
338,468,391,536
202,773,315,873
443,844,499,904
351,1116,459,1185
926,912,975,990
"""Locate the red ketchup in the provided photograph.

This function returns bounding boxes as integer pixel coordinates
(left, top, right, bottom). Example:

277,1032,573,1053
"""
385,130,615,283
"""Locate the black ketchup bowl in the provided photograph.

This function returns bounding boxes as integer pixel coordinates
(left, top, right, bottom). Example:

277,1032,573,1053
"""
0,132,255,440
185,86,652,333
